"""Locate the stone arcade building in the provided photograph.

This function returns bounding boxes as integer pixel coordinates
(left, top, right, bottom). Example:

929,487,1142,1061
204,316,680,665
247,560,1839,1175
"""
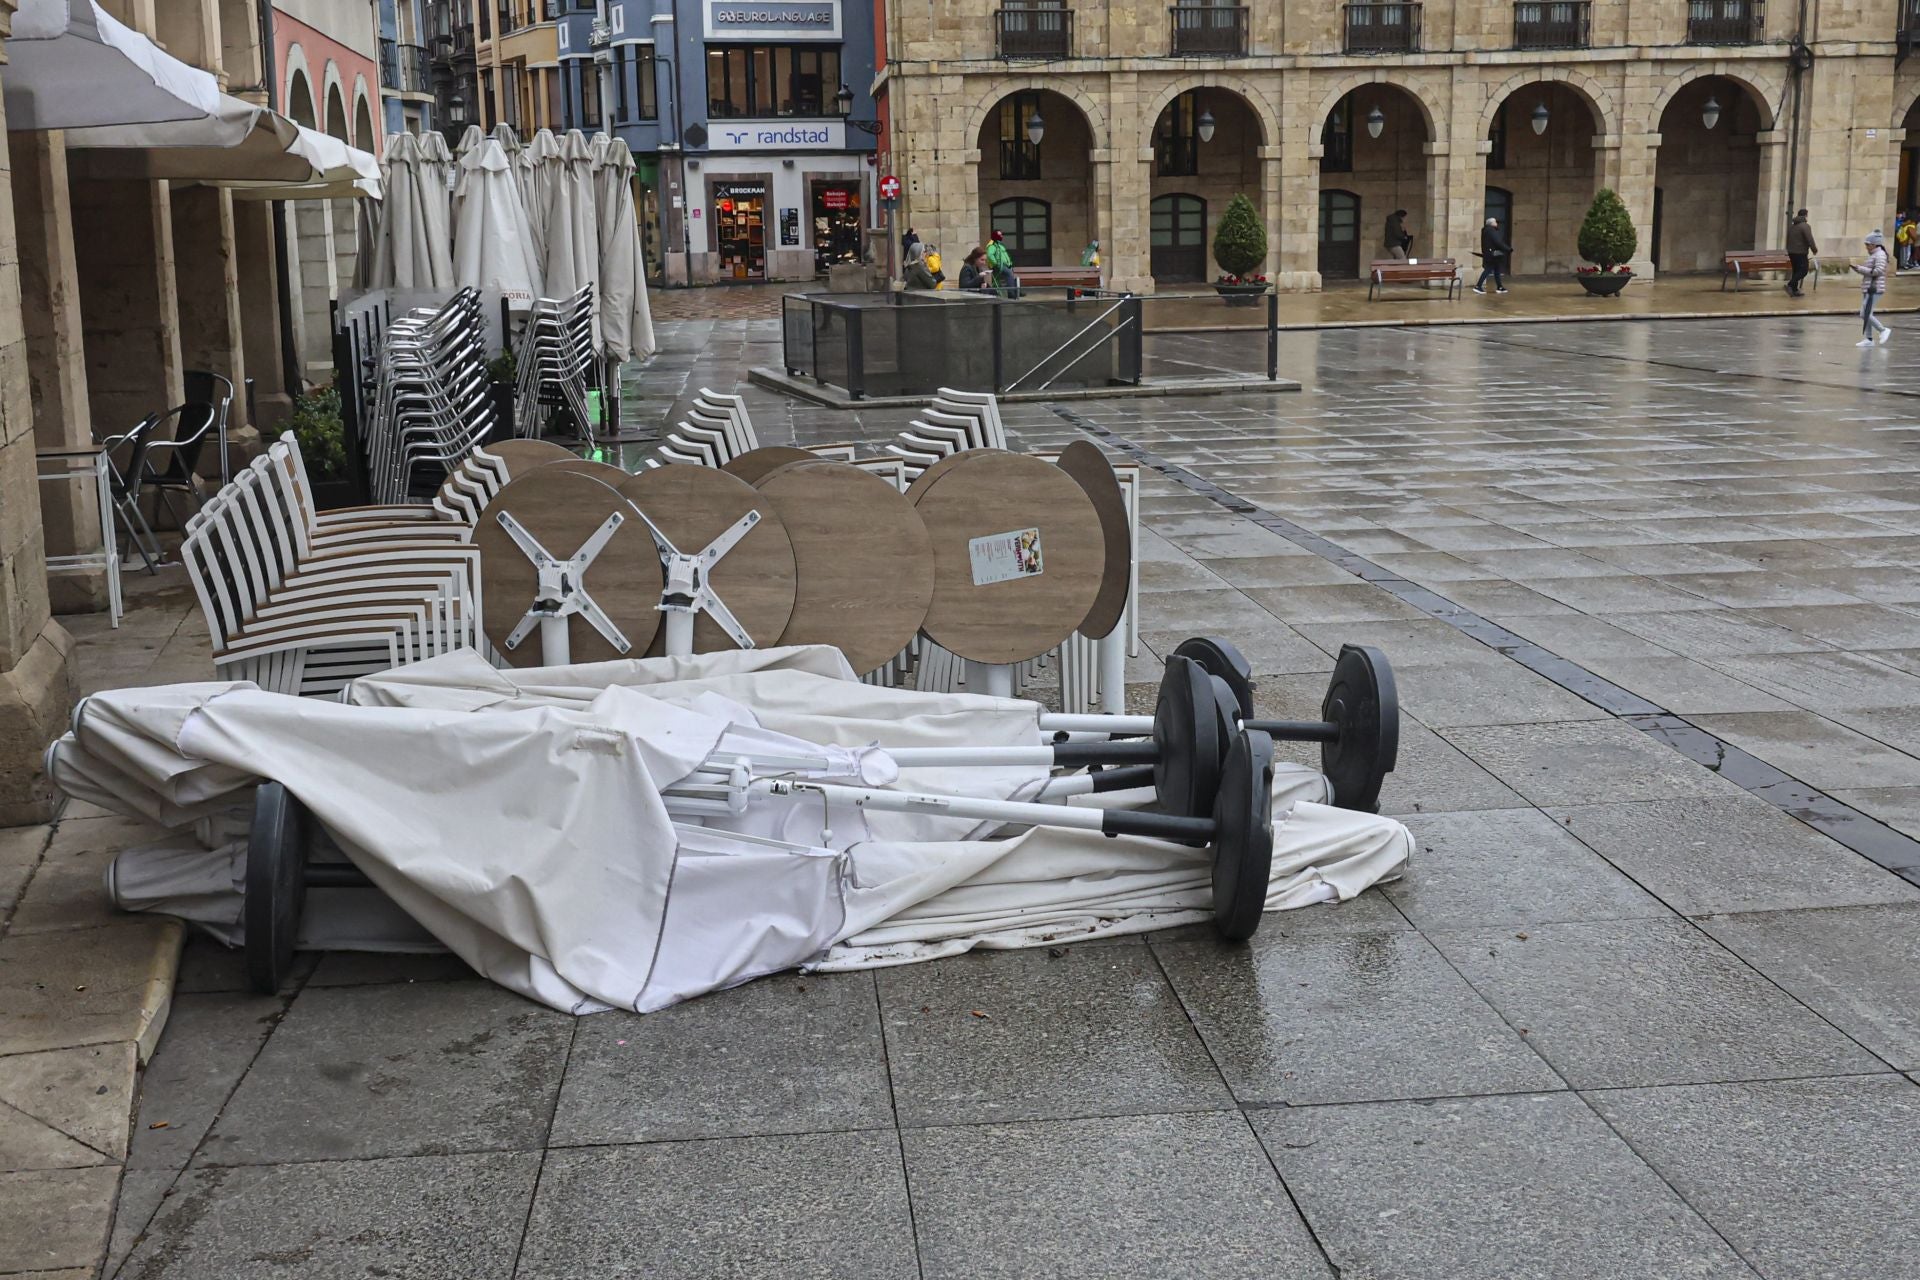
875,1,1920,291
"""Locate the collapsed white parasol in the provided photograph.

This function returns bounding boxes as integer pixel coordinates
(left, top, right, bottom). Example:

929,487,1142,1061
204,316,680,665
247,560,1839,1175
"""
52,647,1411,1013
453,136,540,309
62,93,380,198
370,131,455,289
5,0,222,130
592,135,657,363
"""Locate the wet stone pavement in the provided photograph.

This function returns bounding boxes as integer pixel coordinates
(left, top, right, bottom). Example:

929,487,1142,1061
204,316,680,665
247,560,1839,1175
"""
109,313,1920,1280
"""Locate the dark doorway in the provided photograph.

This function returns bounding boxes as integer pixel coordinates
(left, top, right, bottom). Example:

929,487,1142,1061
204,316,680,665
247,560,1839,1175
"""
990,197,1052,267
1484,185,1513,261
1318,188,1360,280
1150,193,1207,282
1651,186,1663,272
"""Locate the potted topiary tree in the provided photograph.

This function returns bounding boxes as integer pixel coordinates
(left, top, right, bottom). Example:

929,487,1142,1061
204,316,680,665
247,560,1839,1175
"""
1575,187,1636,296
1211,193,1270,305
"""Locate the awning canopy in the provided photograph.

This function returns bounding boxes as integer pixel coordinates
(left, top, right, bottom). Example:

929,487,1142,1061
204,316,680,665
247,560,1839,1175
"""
64,95,381,198
5,0,222,131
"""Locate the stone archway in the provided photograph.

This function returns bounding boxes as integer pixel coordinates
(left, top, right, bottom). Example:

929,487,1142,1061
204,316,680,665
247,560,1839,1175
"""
1147,87,1263,286
1485,82,1605,274
1654,76,1768,271
287,68,317,128
1318,84,1431,281
325,85,350,142
975,88,1097,269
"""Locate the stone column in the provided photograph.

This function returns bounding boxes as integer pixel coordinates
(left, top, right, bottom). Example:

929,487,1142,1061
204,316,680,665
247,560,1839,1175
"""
170,184,248,463
234,198,287,427
1600,132,1659,278
0,27,81,824
290,198,338,386
1276,70,1320,292
1753,129,1791,249
71,178,184,435
12,130,102,612
1260,145,1284,285
1108,145,1152,294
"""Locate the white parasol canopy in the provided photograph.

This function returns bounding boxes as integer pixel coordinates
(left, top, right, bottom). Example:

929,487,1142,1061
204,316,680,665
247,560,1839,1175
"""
5,0,222,130
521,128,563,269
370,131,455,289
592,135,657,363
64,93,380,196
451,124,488,227
453,135,540,309
539,130,600,318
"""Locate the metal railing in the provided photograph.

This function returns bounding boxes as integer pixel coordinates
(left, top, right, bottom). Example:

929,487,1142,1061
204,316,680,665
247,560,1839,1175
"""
1344,3,1420,52
1513,0,1590,48
379,39,431,93
1170,5,1248,56
996,7,1072,59
1686,0,1762,43
1906,0,1920,63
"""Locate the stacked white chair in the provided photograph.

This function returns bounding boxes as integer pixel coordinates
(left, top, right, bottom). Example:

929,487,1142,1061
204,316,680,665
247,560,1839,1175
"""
181,434,481,697
514,285,597,447
364,288,497,505
642,388,762,469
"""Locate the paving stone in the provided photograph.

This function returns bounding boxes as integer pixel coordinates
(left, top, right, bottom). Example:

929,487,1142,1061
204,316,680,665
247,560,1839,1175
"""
1588,1076,1920,1280
129,992,285,1171
1386,809,1669,930
1459,547,1623,579
1160,525,1310,559
1241,583,1430,623
1585,541,1771,576
520,1131,916,1280
1431,918,1883,1088
1698,903,1920,1069
305,951,480,987
1392,659,1610,728
1375,719,1531,816
1366,550,1502,583
1735,601,1920,649
1156,929,1557,1104
549,970,890,1145
1522,575,1726,615
1439,720,1744,806
202,981,571,1165
1423,578,1580,617
1135,557,1231,592
1142,626,1332,676
1607,607,1834,655
1577,654,1791,713
1552,795,1920,916
122,1152,538,1280
1690,709,1920,788
904,1112,1331,1280
1831,785,1920,839
0,1041,135,1170
875,941,1228,1127
1135,588,1278,634
1294,618,1505,666
0,1165,119,1274
1827,704,1920,755
0,919,182,1060
1255,1093,1754,1280
0,824,50,930
1701,650,1920,710
105,1168,172,1279
8,814,171,936
1193,554,1354,589
1650,570,1864,608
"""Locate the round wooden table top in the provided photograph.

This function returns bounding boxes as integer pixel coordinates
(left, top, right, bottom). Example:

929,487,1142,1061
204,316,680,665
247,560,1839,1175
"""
753,459,935,674
721,446,818,486
617,465,797,655
910,450,1106,665
539,456,632,484
1054,441,1131,641
474,469,662,668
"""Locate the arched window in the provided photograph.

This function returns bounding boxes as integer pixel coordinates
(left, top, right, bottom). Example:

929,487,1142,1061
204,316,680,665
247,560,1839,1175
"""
1318,189,1360,280
1150,193,1207,283
990,197,1051,267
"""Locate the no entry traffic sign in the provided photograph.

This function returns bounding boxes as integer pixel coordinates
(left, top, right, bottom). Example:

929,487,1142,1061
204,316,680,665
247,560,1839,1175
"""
879,174,901,201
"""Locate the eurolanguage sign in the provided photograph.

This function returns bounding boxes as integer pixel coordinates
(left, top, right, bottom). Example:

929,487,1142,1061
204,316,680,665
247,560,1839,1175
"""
703,0,841,40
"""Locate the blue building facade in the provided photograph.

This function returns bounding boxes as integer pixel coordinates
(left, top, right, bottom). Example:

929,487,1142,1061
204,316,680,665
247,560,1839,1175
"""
554,0,879,282
377,0,443,136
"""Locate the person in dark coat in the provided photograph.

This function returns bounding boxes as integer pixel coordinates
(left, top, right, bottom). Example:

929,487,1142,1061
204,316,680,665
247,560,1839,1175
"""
958,246,989,292
1384,209,1411,260
1786,210,1818,298
1473,217,1511,294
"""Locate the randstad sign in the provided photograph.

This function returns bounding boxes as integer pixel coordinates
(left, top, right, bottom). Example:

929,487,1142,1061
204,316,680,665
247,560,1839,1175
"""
708,121,848,151
703,0,841,40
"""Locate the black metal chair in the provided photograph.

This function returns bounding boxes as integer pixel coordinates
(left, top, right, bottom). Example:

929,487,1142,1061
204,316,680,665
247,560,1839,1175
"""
183,370,235,486
96,415,164,573
137,401,218,530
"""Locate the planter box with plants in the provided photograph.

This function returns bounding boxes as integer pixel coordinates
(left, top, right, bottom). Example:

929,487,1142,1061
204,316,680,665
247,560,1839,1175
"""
1212,193,1271,306
288,385,359,509
1575,187,1636,297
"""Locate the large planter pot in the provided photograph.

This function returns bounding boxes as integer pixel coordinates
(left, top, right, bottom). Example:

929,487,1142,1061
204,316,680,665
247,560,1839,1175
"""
1575,271,1632,297
1214,283,1270,308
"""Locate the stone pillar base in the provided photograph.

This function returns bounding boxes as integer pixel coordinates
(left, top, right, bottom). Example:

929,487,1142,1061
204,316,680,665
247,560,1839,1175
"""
0,619,78,826
48,572,108,616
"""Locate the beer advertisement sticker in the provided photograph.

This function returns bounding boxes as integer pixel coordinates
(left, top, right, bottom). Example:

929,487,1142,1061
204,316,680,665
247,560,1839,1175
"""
968,528,1045,586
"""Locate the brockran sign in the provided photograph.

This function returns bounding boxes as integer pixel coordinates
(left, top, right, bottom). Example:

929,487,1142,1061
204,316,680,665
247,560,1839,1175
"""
702,0,841,39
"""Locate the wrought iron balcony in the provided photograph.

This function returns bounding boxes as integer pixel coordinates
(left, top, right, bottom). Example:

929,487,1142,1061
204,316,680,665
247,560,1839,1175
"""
1513,0,1590,49
1905,0,1920,62
996,7,1072,59
1170,5,1248,56
1687,0,1762,43
379,38,431,94
1344,2,1420,52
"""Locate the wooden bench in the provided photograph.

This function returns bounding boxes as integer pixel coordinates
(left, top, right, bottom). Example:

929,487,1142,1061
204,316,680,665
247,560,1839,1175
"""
1368,258,1461,301
1013,266,1104,293
1722,250,1818,292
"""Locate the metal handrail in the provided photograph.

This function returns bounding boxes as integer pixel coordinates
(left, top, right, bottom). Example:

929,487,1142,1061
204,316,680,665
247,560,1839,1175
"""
1344,2,1421,53
1686,0,1763,43
996,6,1072,58
1004,297,1130,393
1513,0,1590,48
1169,5,1248,56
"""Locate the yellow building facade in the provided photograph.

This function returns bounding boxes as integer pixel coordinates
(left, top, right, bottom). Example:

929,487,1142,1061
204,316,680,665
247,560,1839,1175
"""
878,1,1920,290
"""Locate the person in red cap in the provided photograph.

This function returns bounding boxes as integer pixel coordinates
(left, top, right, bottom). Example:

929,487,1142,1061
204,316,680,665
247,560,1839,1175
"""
987,229,1015,295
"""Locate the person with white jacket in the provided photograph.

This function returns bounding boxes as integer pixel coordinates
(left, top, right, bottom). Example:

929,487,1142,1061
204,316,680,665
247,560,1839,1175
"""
1854,229,1892,347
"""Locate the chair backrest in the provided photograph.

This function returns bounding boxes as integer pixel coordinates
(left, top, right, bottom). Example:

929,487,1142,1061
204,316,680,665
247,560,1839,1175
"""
104,414,163,500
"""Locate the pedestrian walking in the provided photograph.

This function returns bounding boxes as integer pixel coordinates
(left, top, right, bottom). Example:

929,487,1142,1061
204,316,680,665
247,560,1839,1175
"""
1786,209,1817,297
1473,217,1511,294
1385,209,1412,260
958,246,989,292
1854,229,1892,347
